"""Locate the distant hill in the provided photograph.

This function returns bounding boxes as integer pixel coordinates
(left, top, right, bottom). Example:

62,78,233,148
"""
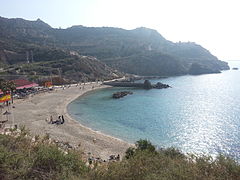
0,16,229,80
0,17,122,82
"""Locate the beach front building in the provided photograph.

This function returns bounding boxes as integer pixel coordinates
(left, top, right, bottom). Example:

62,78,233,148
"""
0,79,39,100
12,79,39,98
12,79,38,90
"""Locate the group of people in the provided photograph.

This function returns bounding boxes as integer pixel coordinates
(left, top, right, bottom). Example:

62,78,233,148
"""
47,115,65,125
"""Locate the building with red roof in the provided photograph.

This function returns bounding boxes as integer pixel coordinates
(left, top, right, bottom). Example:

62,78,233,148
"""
0,79,38,96
12,79,38,89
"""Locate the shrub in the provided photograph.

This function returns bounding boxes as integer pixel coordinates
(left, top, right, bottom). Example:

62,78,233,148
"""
125,147,135,159
135,139,156,152
1,134,240,180
0,134,88,180
159,147,185,159
90,140,240,180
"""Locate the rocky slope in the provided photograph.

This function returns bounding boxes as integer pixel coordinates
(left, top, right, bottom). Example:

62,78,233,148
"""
0,16,229,79
0,17,122,82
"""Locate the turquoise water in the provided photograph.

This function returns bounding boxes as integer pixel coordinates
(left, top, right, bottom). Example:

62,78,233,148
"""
68,61,240,159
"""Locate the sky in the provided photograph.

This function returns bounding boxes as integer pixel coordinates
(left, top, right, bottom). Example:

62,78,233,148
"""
0,0,240,60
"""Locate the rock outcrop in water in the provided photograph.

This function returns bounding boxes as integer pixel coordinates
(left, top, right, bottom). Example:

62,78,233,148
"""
153,82,171,89
143,80,171,89
112,91,133,99
143,80,152,89
105,80,171,90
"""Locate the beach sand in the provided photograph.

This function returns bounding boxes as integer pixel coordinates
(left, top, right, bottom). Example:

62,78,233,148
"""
4,83,131,160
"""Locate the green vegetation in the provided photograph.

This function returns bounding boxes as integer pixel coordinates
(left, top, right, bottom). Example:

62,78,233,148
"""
0,129,88,180
91,139,240,180
6,57,122,82
0,133,239,180
0,79,16,93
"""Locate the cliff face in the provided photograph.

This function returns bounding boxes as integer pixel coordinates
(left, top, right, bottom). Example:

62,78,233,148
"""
0,16,229,79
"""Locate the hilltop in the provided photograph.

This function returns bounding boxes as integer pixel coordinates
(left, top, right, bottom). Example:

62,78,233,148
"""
0,16,229,81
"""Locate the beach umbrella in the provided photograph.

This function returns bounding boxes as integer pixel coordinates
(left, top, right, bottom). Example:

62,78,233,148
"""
3,111,11,115
3,111,11,121
0,119,8,123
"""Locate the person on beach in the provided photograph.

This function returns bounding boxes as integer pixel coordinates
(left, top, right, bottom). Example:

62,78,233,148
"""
49,115,53,124
56,116,61,125
61,115,65,124
48,115,64,125
116,154,120,161
50,116,59,124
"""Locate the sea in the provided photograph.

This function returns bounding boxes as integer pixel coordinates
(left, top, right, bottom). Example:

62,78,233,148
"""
68,61,240,160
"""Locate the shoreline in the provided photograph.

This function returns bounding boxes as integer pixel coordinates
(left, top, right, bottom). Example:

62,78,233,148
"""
6,82,132,160
64,85,132,147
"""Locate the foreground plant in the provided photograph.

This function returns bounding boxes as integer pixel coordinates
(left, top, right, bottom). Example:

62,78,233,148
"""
0,134,239,180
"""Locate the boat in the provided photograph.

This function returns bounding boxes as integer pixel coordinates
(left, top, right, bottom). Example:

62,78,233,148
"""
232,67,239,70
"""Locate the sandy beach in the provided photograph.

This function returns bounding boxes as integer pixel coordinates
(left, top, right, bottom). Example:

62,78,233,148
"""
3,82,131,160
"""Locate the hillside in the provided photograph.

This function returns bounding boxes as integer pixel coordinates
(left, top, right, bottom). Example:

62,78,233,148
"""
53,25,229,75
0,16,229,79
0,18,123,82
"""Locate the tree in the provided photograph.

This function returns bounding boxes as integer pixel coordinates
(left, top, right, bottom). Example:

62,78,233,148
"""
135,139,156,152
125,147,135,159
0,79,16,103
125,139,156,159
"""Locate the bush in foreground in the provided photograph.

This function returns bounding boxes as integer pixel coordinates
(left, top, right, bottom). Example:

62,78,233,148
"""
0,133,88,180
90,139,240,180
0,134,239,180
